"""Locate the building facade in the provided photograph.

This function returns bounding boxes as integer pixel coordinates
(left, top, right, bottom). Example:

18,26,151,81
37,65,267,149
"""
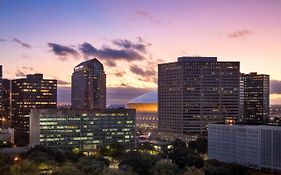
71,58,106,109
29,108,136,153
158,57,240,141
0,72,11,128
240,72,270,124
11,74,57,146
128,91,158,133
208,124,281,172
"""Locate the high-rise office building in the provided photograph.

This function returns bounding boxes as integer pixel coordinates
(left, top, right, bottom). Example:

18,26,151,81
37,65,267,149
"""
0,65,2,78
0,65,11,128
158,57,240,141
240,72,270,124
0,79,11,128
71,58,106,109
11,74,57,146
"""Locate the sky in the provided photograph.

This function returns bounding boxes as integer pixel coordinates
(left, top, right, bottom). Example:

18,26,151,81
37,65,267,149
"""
0,0,281,104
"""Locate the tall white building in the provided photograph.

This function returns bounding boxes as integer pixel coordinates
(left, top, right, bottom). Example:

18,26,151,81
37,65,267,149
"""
208,124,281,172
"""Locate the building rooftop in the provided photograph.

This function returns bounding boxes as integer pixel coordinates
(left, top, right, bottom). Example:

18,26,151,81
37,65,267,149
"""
75,58,104,69
128,91,157,104
178,56,217,63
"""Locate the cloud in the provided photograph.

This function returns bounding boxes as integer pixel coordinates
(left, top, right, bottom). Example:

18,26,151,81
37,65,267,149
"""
135,10,161,23
0,37,6,42
228,30,253,38
14,66,36,77
48,43,79,61
79,42,145,65
130,64,157,83
112,38,149,53
115,71,125,77
13,38,32,49
15,70,25,77
271,80,281,94
22,66,33,71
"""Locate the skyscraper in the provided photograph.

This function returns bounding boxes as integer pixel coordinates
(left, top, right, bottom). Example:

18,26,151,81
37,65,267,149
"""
11,74,57,146
0,65,2,79
0,79,11,128
0,65,11,128
240,72,270,124
71,58,106,109
158,57,240,141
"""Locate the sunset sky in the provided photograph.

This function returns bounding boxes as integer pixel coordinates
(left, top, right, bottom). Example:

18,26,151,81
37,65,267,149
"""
0,0,281,104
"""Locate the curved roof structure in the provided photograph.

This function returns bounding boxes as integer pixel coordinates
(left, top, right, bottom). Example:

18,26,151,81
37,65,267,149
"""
128,91,157,104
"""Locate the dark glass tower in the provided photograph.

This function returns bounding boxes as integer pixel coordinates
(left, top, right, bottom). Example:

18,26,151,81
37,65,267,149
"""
0,65,11,128
158,57,240,140
0,65,2,78
11,74,57,146
71,58,106,109
0,79,11,128
240,72,270,124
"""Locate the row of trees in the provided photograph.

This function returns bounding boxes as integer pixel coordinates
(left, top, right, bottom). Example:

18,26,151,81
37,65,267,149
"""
0,139,248,175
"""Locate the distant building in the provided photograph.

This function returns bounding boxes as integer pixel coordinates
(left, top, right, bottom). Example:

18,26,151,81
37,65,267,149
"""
0,65,2,78
29,108,136,153
71,59,106,109
128,91,158,132
0,128,14,143
240,72,270,124
158,57,240,141
0,77,11,128
269,105,281,125
11,74,57,146
208,123,281,172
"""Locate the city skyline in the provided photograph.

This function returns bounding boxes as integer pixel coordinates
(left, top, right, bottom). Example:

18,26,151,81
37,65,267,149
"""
1,0,281,104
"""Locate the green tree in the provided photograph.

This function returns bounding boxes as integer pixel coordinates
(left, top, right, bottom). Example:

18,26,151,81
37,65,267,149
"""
150,159,179,175
66,150,85,162
76,156,107,175
109,142,125,159
52,164,83,175
138,142,154,152
169,139,204,169
183,166,204,175
119,151,160,175
203,165,232,175
0,153,12,175
27,150,52,163
102,168,136,175
54,151,67,163
188,137,208,154
10,160,39,175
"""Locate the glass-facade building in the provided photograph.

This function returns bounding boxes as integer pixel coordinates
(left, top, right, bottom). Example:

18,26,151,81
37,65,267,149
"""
240,72,270,124
11,74,57,146
71,59,106,109
158,57,240,141
30,108,136,153
0,65,11,128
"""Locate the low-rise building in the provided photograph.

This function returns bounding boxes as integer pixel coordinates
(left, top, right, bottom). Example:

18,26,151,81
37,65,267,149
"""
208,123,281,172
0,128,14,143
30,108,136,154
